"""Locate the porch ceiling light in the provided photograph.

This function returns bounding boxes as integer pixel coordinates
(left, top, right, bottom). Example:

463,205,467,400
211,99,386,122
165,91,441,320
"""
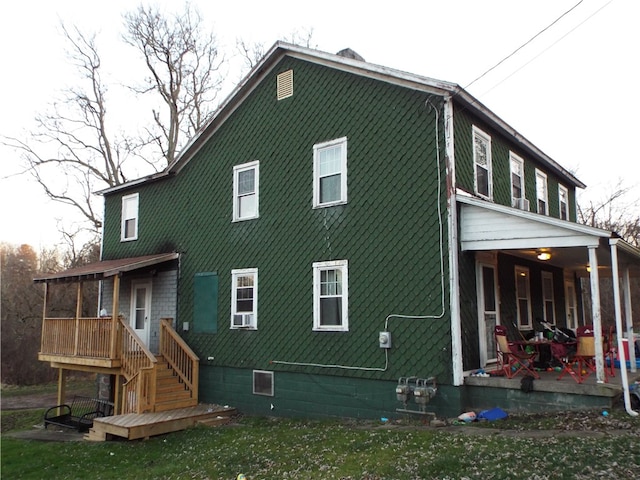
537,250,551,261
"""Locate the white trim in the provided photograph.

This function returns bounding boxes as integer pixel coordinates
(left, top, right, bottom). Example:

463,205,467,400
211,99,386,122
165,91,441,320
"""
472,126,492,200
446,97,464,386
564,279,578,330
230,268,258,329
476,262,499,367
313,137,348,208
535,169,548,215
312,259,348,331
232,161,260,222
121,193,139,242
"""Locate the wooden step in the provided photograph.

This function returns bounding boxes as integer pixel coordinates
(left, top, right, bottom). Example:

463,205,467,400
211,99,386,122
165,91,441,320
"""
153,397,198,412
197,415,233,427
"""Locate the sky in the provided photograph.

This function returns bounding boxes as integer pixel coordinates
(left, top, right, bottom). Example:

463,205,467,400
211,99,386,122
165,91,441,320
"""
1,0,638,249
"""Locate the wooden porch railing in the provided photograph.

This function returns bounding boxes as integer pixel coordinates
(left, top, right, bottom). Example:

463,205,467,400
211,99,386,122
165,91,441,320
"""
159,318,199,402
40,316,120,359
120,318,157,414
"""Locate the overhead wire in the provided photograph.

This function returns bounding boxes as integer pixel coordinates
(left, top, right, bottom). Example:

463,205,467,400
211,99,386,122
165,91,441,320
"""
463,0,586,91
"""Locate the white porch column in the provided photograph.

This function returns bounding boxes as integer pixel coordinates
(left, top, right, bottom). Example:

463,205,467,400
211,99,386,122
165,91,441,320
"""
587,246,605,383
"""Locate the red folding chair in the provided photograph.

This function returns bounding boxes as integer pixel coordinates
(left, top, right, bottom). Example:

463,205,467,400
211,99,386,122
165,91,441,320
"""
495,325,539,379
574,325,598,383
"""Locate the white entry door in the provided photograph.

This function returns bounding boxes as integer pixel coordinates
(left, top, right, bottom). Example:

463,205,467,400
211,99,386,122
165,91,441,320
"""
477,263,499,367
130,281,152,347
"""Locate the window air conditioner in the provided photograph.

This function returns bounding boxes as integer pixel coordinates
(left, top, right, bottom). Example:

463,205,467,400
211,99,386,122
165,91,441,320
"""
515,198,530,211
233,313,253,327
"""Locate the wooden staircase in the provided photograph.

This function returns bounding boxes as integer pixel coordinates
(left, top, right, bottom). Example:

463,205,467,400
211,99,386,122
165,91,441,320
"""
154,356,197,412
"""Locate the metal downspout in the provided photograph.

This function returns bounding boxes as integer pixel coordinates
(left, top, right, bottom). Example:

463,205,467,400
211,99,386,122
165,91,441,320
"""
610,239,638,416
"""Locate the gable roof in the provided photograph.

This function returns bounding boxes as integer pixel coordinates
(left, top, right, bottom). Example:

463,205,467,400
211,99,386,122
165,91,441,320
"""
99,42,585,196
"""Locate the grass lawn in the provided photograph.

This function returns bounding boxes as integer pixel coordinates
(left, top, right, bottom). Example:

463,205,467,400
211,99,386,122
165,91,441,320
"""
2,406,639,480
2,383,639,479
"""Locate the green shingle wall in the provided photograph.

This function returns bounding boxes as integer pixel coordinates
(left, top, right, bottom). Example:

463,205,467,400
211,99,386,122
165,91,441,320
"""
103,56,453,391
453,108,577,220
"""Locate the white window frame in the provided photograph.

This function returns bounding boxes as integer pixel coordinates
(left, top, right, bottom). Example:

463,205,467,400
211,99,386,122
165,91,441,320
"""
121,193,139,242
313,260,348,331
535,169,548,215
558,184,569,220
509,152,525,207
515,266,532,330
564,280,579,330
230,268,258,329
313,137,348,208
472,126,492,200
541,271,555,324
233,161,259,222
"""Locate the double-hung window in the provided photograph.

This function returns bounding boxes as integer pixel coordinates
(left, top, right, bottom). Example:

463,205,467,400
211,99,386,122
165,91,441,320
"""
472,126,492,199
233,161,259,221
231,268,257,329
313,137,347,208
121,193,139,241
535,169,548,215
510,152,525,207
313,260,348,331
541,271,555,324
558,184,569,220
515,266,532,329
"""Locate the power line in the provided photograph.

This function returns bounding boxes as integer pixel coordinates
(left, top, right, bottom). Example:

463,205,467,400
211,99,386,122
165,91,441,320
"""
463,0,585,90
479,0,615,98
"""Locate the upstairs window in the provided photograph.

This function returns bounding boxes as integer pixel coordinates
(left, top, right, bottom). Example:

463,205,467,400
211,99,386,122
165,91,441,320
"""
233,161,259,221
535,169,548,215
231,268,257,329
313,260,348,331
558,184,569,220
313,137,347,208
121,193,139,241
510,152,525,207
472,126,492,199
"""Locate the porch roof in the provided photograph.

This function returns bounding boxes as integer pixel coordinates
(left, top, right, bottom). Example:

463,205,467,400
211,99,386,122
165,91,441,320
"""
33,253,179,284
457,194,640,276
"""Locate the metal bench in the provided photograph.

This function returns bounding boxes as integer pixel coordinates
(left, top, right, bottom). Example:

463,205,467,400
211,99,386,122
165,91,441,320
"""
44,395,114,433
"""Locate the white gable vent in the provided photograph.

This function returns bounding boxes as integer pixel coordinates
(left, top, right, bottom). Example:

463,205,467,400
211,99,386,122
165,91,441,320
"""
277,69,293,100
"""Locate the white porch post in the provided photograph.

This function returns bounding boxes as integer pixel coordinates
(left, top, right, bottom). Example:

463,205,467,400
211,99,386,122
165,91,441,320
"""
587,246,605,383
609,239,638,416
622,265,636,371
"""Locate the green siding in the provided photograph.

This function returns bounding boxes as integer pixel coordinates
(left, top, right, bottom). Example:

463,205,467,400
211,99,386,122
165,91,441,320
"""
103,56,452,386
453,107,578,220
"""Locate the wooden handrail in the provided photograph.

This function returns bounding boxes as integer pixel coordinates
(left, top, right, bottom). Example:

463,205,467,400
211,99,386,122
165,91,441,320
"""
120,318,157,380
160,318,199,398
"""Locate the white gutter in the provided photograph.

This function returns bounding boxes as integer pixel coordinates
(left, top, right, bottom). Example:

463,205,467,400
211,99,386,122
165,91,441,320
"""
610,239,638,416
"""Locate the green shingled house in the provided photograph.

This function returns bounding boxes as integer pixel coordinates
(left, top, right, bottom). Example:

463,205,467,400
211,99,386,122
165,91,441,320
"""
37,43,640,419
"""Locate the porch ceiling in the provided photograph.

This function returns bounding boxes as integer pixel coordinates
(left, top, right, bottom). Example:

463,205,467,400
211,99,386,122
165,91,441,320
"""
457,194,640,277
33,252,179,284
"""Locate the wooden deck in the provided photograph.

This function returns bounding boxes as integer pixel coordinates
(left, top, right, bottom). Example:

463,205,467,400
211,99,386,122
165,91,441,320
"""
85,404,237,441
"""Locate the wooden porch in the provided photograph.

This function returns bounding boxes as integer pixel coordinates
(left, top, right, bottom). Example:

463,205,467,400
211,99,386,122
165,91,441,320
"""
464,367,638,413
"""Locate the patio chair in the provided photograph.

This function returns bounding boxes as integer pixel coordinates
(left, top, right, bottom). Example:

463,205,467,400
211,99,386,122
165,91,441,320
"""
574,325,598,383
495,325,540,379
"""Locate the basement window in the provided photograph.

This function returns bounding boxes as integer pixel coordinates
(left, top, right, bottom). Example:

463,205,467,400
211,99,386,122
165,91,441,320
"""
277,69,293,100
253,370,274,396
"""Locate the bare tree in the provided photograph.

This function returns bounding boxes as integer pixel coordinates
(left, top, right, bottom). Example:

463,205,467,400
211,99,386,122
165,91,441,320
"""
2,25,136,237
578,181,640,247
2,4,225,242
123,2,224,165
235,28,315,71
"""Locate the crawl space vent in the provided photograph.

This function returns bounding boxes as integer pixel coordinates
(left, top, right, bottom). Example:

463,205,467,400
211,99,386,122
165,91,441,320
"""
277,69,293,100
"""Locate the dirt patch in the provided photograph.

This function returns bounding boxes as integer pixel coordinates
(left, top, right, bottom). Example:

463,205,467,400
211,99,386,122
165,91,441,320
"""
2,393,63,410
